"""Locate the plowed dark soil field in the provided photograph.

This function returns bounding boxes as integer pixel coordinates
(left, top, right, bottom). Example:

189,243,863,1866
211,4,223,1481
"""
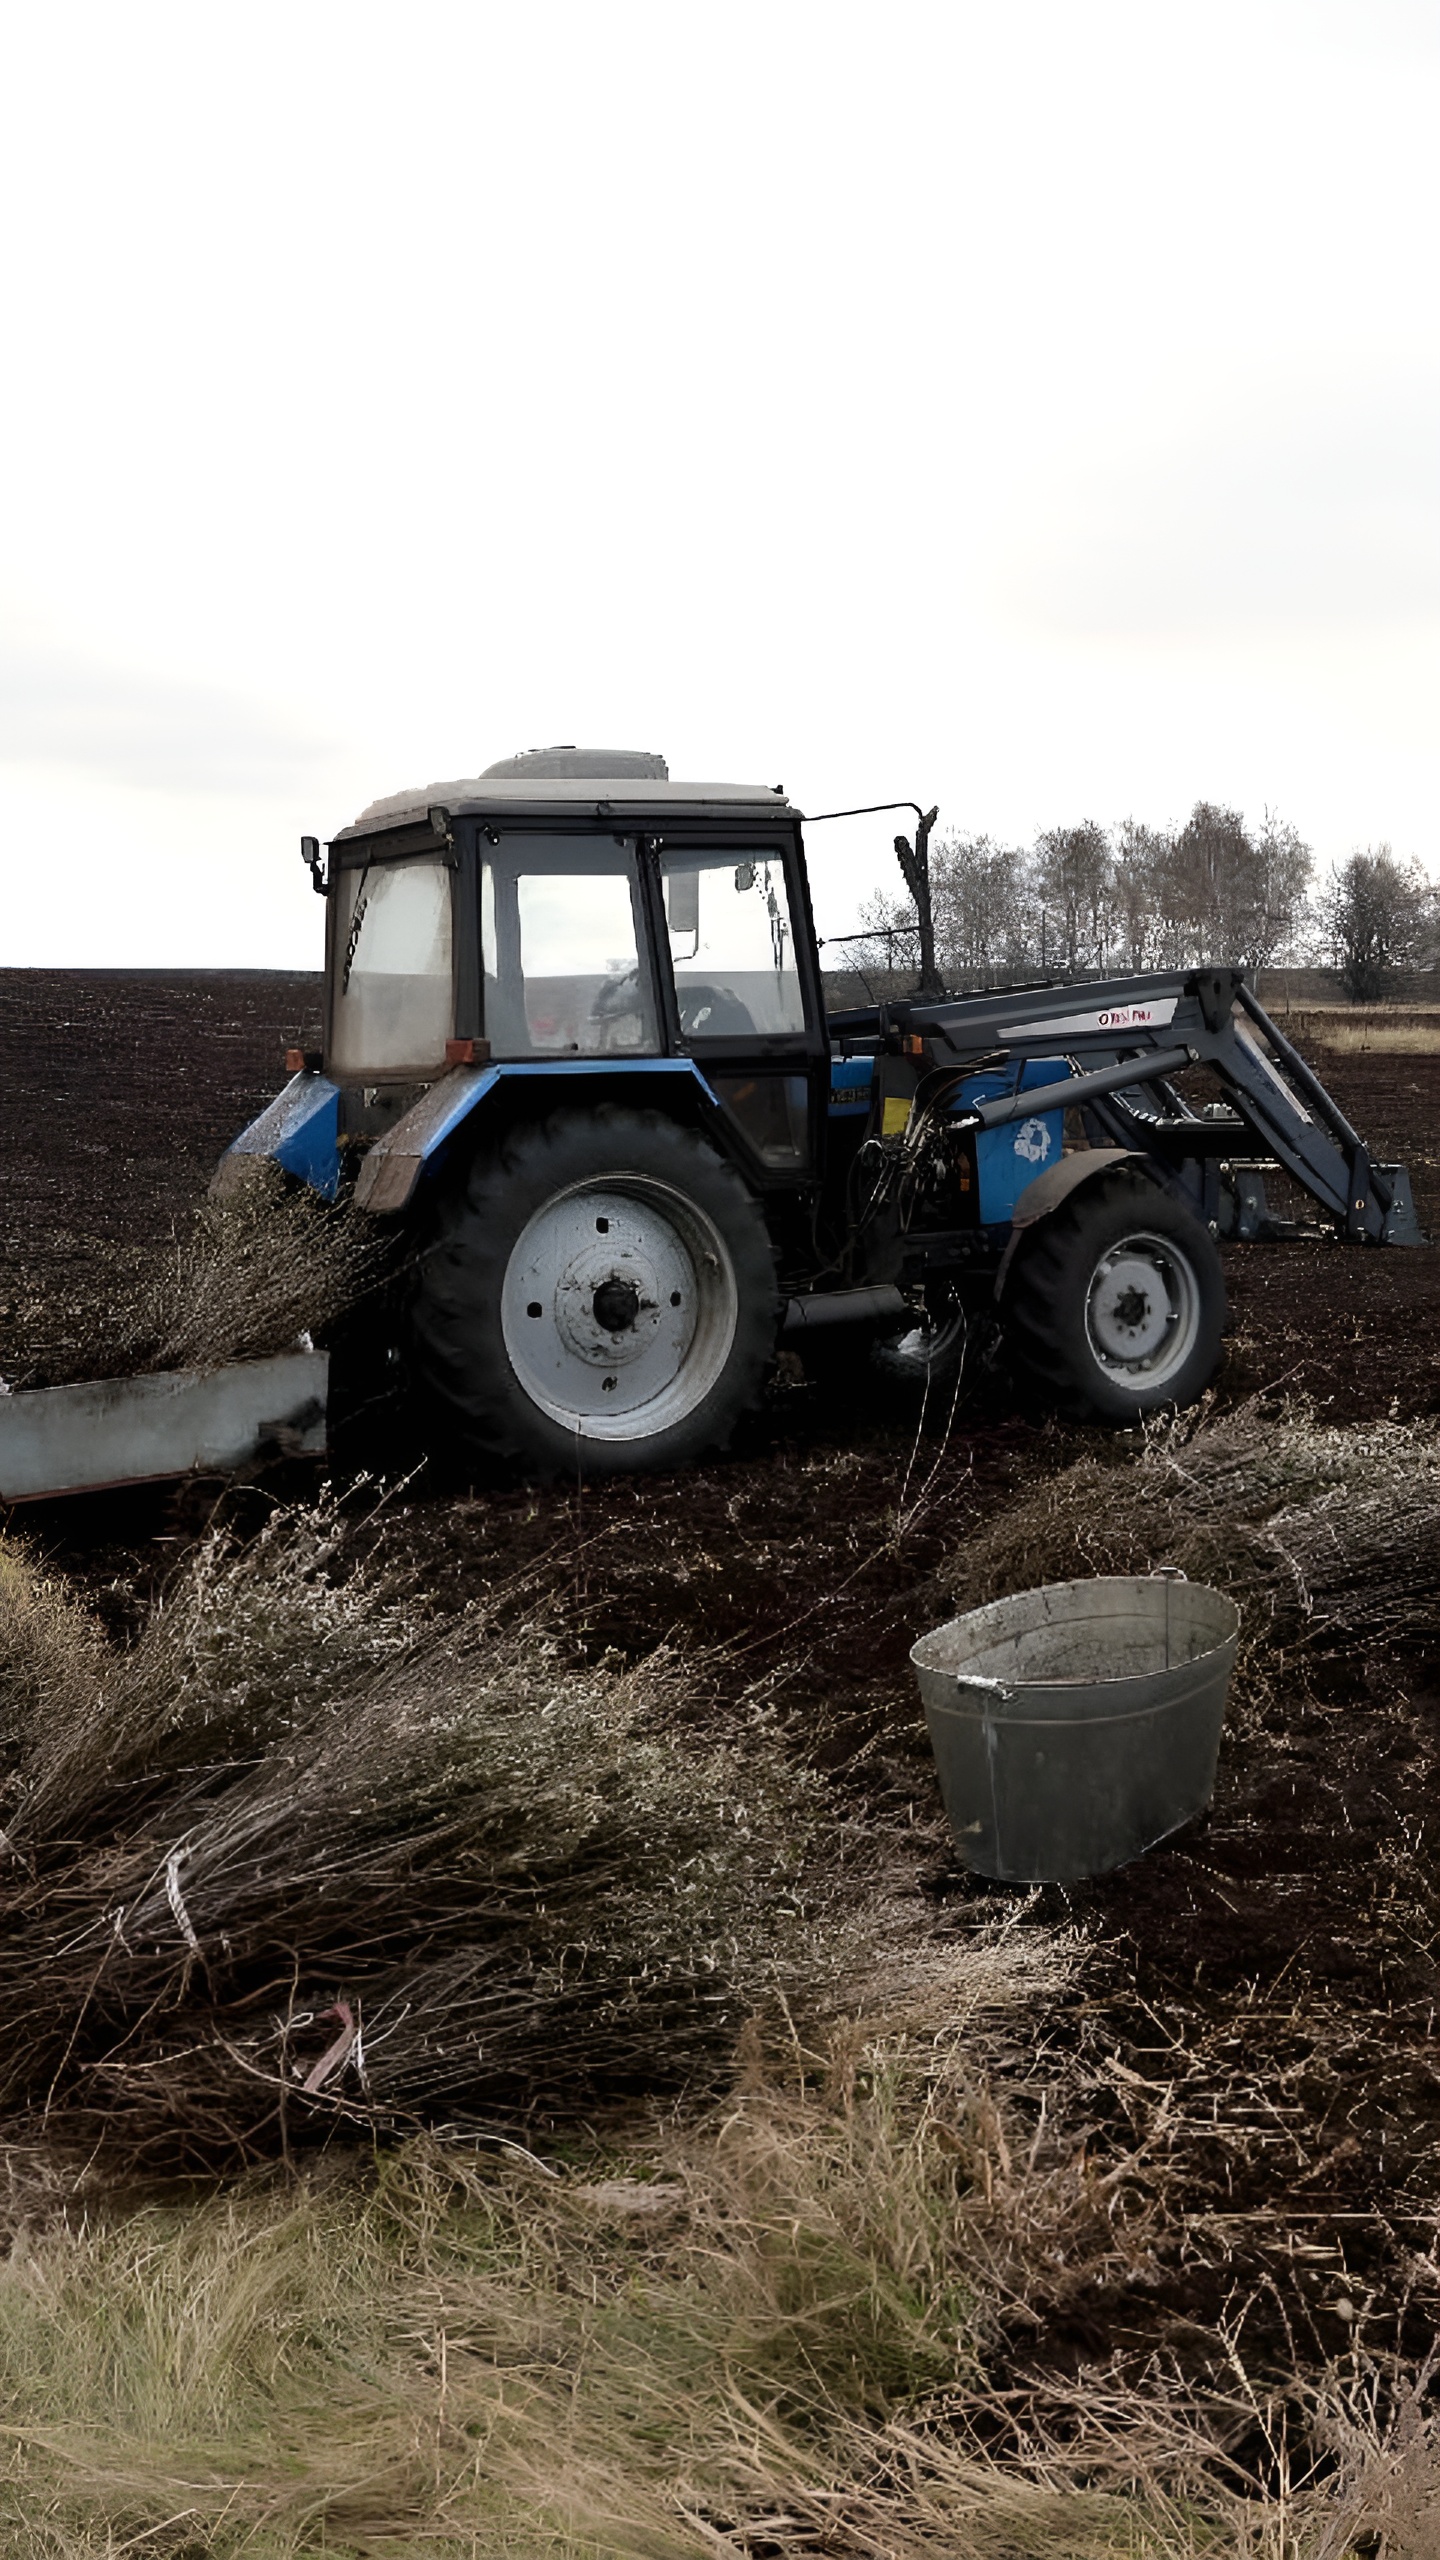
0,968,321,1288
3,969,1439,2404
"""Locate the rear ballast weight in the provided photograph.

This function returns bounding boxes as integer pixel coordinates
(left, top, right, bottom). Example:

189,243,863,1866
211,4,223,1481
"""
213,747,1423,1479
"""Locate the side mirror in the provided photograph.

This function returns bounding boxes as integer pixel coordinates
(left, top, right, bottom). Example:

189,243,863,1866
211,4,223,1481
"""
666,870,700,937
300,835,327,897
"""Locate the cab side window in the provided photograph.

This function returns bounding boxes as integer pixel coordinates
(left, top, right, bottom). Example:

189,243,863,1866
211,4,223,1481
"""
660,852,805,1039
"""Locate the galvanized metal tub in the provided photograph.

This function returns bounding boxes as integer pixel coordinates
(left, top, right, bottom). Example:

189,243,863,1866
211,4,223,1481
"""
911,1574,1240,1883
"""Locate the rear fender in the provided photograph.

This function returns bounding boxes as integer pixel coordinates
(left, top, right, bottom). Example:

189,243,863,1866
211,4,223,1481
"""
354,1057,722,1215
992,1148,1140,1299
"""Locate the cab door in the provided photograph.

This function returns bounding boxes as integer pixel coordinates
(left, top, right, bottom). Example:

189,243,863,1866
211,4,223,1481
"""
652,841,824,1173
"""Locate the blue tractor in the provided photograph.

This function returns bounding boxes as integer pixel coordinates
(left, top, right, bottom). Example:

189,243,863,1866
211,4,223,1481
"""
217,747,1422,1477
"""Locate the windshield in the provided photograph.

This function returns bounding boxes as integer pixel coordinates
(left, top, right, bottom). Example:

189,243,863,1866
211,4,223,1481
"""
329,856,454,1077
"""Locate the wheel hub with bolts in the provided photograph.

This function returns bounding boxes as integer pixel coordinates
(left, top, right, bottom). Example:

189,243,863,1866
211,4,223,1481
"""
501,1178,739,1440
591,1275,643,1335
1085,1232,1202,1384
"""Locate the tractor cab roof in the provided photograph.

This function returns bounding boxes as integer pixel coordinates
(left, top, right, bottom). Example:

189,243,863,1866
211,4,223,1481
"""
337,746,798,840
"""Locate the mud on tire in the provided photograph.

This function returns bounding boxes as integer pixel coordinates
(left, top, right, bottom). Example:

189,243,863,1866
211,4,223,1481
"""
1002,1167,1225,1422
407,1106,779,1477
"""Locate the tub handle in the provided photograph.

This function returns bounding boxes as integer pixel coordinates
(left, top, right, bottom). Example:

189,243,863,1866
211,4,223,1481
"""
949,1673,1017,1701
1150,1566,1187,1581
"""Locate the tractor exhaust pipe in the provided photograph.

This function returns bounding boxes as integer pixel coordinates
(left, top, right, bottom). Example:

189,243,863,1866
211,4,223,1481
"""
782,1285,908,1334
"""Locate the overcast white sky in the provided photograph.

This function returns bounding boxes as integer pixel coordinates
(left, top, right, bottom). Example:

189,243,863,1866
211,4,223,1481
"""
1,0,1435,967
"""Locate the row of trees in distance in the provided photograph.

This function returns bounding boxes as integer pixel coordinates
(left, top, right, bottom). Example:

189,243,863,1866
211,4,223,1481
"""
850,802,1439,1001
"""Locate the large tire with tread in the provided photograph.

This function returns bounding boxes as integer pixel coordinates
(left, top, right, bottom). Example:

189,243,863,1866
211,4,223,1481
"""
408,1107,779,1477
1003,1168,1224,1422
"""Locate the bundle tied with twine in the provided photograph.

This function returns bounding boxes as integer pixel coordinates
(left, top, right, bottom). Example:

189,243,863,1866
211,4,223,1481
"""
942,1398,1440,1704
0,1496,835,2167
0,1161,390,1392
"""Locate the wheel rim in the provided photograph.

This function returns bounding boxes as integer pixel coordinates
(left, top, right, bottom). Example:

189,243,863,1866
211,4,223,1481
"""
1083,1229,1203,1392
500,1176,739,1442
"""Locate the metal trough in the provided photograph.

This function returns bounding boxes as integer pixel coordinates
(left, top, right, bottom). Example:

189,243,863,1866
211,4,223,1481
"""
911,1572,1240,1882
0,1350,328,1503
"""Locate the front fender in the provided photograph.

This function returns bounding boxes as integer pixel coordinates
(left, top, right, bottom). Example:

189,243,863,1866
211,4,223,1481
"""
211,1072,341,1201
992,1147,1139,1299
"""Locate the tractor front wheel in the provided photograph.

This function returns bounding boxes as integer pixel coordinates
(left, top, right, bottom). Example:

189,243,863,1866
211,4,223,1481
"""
1002,1168,1224,1421
408,1107,779,1476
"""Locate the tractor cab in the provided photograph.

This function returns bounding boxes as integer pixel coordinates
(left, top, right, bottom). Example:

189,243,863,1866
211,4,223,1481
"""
318,748,828,1180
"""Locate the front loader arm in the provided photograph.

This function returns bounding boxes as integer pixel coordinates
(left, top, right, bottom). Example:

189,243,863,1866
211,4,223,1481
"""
1094,988,1423,1246
875,967,1424,1248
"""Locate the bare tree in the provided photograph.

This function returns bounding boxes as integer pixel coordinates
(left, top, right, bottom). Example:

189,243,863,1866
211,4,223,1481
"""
1315,847,1432,1000
1029,823,1113,972
1111,821,1176,969
929,835,1030,980
848,836,1033,992
841,884,920,996
1241,810,1313,969
1150,802,1310,969
1160,802,1245,963
839,798,1320,1001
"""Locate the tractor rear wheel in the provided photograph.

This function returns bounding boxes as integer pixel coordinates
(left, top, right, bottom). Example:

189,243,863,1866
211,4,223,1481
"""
1003,1168,1224,1421
408,1107,779,1476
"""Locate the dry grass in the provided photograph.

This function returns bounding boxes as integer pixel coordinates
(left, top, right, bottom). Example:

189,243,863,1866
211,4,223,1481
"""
0,1163,389,1391
1305,1022,1440,1055
1276,1005,1440,1055
0,2041,1437,2557
3,1417,1440,2550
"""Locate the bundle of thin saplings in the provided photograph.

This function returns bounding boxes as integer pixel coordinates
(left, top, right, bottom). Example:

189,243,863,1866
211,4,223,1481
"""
943,1397,1440,1693
0,1162,388,1391
0,1497,841,2167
